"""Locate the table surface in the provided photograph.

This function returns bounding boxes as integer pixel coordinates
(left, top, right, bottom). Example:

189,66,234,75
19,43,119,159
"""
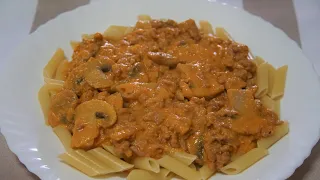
1,0,320,179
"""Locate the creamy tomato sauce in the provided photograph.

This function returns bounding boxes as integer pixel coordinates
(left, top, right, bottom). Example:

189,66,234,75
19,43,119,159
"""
48,19,281,173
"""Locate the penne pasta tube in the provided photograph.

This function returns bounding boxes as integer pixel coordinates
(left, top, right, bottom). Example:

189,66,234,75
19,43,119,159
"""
55,59,69,81
199,20,214,35
267,63,276,96
133,157,160,173
103,26,134,41
199,165,215,180
43,48,65,78
253,56,265,66
220,148,268,175
127,169,158,180
215,27,232,40
59,151,112,176
70,41,81,50
255,63,269,98
138,14,152,21
44,77,64,86
157,155,201,180
170,151,197,165
257,121,289,149
88,147,134,172
38,83,63,123
53,125,72,152
270,65,288,100
260,95,280,117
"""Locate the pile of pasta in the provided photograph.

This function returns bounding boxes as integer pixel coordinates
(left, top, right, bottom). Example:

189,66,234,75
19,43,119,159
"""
38,15,289,180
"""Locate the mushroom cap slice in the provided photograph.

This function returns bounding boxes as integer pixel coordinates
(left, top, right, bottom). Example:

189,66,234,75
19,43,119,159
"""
84,58,114,89
71,99,117,149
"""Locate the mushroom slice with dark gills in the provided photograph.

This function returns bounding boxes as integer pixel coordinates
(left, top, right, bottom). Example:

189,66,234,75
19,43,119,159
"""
84,58,115,89
71,99,117,149
48,89,78,128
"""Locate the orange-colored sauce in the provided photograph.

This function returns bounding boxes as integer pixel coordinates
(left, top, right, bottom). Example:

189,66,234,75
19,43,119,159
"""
47,19,280,173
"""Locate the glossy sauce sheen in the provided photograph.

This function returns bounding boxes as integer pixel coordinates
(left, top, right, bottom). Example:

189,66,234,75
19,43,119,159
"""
48,19,280,173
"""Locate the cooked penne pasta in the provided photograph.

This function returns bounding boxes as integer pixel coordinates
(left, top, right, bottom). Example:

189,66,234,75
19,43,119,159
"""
260,95,280,116
199,20,214,35
255,63,269,98
257,121,289,149
253,56,265,66
220,148,268,175
127,169,158,180
43,48,65,78
215,27,232,40
70,41,80,50
170,151,197,165
157,155,201,180
267,63,276,96
59,151,113,176
101,144,121,157
138,14,152,21
133,157,160,173
53,125,72,152
55,59,69,81
59,152,100,177
88,147,134,172
103,26,134,41
82,33,95,40
270,65,288,100
38,83,63,123
199,165,215,180
44,77,64,85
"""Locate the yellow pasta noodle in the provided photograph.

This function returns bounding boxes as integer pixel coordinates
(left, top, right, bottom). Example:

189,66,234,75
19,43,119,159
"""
220,148,268,175
44,77,64,85
70,41,80,50
43,48,65,78
88,147,134,172
255,63,269,98
101,144,122,157
127,169,159,180
55,59,69,81
267,63,276,96
157,155,201,180
59,151,111,177
54,126,117,173
215,27,232,40
38,83,63,123
59,152,100,177
138,14,152,21
270,65,288,100
199,20,214,35
170,151,197,165
103,26,134,41
260,95,280,116
199,165,215,180
253,56,265,66
53,126,72,152
82,33,95,40
257,121,289,149
133,157,160,173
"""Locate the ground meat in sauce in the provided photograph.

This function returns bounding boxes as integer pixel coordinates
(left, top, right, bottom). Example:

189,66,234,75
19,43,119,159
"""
48,18,281,174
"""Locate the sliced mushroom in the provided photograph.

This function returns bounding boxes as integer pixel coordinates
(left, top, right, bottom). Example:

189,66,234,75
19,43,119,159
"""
71,100,117,149
147,52,180,67
84,58,115,88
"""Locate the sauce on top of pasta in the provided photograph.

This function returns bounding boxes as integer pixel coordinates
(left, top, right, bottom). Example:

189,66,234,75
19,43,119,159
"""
47,19,281,173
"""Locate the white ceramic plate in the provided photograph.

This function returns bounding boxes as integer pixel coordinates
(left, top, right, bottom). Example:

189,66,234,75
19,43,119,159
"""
1,0,320,179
